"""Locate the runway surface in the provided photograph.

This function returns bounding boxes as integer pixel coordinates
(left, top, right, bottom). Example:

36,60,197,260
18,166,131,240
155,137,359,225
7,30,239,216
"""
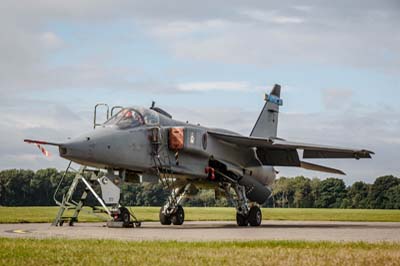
1,221,400,242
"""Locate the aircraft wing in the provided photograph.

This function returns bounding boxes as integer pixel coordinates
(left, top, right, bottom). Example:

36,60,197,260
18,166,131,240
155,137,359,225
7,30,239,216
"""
208,131,373,175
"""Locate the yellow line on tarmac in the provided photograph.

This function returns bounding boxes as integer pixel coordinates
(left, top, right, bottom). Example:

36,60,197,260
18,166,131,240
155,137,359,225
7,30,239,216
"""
12,229,28,234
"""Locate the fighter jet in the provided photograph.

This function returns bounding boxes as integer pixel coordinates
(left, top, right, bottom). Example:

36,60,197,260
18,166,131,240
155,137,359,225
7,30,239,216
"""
25,84,373,227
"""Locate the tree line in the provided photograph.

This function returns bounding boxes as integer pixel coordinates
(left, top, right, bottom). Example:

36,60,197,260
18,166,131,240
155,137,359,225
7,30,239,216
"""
0,168,399,209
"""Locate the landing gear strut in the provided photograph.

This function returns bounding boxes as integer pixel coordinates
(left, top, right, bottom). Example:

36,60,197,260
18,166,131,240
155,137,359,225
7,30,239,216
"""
159,184,190,226
233,184,262,227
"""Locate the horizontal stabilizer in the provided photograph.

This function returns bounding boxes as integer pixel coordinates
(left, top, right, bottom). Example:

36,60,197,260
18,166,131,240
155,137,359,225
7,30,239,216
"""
303,149,373,159
300,161,346,175
208,131,374,160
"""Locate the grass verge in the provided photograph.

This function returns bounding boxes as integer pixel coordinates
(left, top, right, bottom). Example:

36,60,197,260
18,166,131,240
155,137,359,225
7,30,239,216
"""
0,238,399,266
0,207,399,223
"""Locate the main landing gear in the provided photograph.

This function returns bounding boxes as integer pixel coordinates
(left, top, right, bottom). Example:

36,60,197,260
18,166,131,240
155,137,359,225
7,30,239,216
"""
236,206,262,227
233,184,262,227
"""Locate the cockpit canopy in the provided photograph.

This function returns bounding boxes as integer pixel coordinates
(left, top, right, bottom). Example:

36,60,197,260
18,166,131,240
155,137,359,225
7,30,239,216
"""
103,107,159,129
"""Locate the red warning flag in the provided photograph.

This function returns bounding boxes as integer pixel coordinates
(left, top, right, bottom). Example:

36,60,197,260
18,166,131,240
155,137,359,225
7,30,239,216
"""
23,139,59,158
35,143,51,157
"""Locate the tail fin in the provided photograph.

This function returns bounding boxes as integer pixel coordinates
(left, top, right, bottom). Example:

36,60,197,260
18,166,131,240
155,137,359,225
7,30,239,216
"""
250,84,282,138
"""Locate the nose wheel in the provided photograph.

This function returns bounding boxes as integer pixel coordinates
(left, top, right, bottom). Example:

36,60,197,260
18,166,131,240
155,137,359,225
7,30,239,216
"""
171,205,185,225
159,208,172,225
159,205,185,225
159,184,191,226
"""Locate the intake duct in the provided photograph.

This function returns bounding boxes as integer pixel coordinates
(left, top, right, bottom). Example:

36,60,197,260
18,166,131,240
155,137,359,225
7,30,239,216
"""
238,175,271,204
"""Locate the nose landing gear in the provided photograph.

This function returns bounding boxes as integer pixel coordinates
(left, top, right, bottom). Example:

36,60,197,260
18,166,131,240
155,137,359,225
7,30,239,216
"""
159,184,190,226
160,205,185,226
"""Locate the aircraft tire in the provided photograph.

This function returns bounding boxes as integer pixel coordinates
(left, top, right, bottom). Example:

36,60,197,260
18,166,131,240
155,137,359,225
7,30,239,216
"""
248,206,262,227
236,213,248,226
171,205,185,225
119,207,131,227
159,207,172,225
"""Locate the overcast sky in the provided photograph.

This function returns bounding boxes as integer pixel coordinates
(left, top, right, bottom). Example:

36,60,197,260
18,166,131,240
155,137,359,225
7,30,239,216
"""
1,1,399,184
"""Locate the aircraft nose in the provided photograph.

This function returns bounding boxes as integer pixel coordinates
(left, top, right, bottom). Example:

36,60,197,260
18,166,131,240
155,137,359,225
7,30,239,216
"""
59,135,93,162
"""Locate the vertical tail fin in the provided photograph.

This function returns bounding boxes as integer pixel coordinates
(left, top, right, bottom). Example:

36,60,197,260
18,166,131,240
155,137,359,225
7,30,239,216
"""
250,84,282,138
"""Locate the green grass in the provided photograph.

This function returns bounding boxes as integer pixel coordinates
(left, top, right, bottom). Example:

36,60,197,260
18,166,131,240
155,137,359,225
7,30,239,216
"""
0,207,400,223
0,238,399,266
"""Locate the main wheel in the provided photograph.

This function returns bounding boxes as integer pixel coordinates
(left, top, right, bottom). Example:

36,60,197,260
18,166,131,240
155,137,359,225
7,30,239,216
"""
119,207,131,227
236,212,248,227
248,206,262,227
159,207,172,225
171,205,185,225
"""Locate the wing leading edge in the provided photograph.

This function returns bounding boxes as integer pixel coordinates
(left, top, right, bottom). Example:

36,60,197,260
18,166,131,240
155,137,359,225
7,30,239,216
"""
208,131,373,175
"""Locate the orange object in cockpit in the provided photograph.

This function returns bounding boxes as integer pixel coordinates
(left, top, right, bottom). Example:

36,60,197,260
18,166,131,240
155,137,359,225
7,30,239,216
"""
169,127,184,150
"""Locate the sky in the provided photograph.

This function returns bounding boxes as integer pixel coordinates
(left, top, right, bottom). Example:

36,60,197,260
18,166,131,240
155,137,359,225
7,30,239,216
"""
0,0,399,184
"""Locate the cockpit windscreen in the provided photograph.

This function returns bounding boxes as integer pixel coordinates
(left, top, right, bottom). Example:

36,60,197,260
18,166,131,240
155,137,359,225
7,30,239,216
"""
104,108,159,129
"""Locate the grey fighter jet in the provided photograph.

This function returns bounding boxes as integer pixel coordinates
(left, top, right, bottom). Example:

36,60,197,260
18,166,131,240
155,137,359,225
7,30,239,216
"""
25,84,373,227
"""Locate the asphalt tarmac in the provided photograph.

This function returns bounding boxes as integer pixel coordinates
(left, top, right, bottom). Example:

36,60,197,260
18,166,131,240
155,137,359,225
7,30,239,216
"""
1,221,400,242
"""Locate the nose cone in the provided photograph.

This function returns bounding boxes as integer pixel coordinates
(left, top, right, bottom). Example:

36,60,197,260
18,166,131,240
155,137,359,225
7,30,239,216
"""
59,135,93,165
59,127,120,168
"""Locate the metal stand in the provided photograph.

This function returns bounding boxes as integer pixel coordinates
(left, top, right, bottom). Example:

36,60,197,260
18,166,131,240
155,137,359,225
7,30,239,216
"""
52,162,141,228
52,164,109,226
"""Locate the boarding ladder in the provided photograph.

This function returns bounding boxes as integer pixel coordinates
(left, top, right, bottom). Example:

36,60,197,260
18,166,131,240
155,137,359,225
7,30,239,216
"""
149,128,183,208
52,162,111,226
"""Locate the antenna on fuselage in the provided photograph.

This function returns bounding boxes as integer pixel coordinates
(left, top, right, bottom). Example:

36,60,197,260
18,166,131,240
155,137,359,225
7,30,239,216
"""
150,101,173,119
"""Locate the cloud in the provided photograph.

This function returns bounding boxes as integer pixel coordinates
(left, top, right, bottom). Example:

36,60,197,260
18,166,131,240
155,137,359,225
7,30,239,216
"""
0,96,90,170
143,2,400,72
1,0,399,96
321,88,353,110
241,10,305,24
150,20,229,37
40,32,64,49
177,81,251,92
